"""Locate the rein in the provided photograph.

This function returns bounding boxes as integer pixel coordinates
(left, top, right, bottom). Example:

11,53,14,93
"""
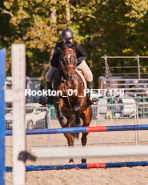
63,80,73,109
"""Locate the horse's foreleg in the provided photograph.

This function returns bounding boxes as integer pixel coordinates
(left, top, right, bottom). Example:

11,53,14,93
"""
54,97,67,125
64,133,74,163
81,132,88,146
80,132,89,164
80,107,92,163
64,133,74,146
74,102,83,126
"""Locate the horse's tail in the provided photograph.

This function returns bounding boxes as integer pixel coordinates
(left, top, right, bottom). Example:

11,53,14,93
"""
70,117,79,139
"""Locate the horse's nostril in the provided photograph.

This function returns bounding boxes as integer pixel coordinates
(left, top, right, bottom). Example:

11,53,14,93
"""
67,73,72,78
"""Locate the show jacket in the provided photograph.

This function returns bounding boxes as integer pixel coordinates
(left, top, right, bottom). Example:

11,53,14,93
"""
51,41,87,68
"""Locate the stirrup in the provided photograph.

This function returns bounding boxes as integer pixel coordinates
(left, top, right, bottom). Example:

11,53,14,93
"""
39,96,53,106
39,96,48,106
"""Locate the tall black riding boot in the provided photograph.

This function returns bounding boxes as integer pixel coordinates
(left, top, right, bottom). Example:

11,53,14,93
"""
46,81,53,105
39,82,53,106
87,81,94,105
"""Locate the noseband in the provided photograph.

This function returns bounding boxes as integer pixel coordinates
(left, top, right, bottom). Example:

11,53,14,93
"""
66,64,75,69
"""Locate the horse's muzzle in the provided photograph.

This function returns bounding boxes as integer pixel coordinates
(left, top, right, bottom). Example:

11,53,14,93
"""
67,73,74,80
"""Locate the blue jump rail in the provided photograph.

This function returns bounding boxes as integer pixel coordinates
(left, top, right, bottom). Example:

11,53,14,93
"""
5,124,148,136
6,161,148,172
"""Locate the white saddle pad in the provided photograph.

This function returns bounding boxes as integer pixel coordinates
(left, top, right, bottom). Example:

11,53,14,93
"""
75,69,87,89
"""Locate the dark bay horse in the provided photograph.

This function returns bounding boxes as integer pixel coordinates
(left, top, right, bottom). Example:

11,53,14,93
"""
52,47,92,163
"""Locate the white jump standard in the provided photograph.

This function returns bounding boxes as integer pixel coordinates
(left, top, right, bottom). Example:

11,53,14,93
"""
5,44,26,185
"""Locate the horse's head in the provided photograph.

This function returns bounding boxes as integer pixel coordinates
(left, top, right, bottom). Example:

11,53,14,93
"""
60,48,77,81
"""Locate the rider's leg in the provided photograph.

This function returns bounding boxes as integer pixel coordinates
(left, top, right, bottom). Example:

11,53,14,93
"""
76,60,93,105
46,66,58,104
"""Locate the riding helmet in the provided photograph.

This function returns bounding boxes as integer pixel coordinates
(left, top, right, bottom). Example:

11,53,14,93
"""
61,28,74,39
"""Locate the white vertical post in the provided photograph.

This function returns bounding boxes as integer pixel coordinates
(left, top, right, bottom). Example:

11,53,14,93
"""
48,108,52,147
134,105,137,145
12,44,26,185
136,104,140,145
137,55,140,79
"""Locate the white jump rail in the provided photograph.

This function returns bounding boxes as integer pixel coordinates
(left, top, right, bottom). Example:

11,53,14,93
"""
31,145,148,159
5,44,26,185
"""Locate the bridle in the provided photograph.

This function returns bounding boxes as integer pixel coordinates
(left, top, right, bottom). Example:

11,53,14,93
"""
60,48,77,108
63,48,76,69
66,64,75,69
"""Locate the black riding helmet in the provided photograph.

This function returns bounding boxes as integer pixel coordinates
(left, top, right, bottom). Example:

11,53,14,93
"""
61,28,74,39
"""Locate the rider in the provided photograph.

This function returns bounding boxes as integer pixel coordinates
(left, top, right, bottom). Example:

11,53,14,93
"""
46,28,93,105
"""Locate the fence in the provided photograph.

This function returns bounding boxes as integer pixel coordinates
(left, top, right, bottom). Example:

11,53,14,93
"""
5,99,148,148
47,97,148,121
46,100,148,147
95,97,148,119
48,104,137,147
5,106,51,148
6,107,49,131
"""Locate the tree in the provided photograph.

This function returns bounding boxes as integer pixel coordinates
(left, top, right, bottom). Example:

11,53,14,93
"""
1,0,148,87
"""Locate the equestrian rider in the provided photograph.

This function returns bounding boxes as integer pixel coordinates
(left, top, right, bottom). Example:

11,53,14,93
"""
46,28,93,105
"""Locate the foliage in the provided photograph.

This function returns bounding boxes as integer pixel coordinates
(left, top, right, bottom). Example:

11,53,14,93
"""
0,0,148,87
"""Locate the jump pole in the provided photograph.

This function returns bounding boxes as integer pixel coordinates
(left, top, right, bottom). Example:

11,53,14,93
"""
31,145,148,159
5,44,26,185
6,161,148,172
5,124,148,136
0,48,6,185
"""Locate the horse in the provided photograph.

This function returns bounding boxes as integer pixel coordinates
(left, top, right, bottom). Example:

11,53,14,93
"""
52,46,92,163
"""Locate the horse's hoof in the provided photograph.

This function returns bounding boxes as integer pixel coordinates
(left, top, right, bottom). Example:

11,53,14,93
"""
59,116,67,125
74,104,80,112
76,118,83,127
69,158,74,163
81,158,86,163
